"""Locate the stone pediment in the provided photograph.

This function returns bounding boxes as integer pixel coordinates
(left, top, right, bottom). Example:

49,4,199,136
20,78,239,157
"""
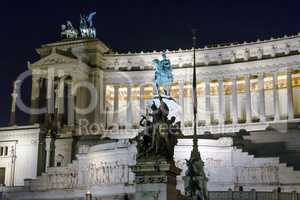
29,52,78,69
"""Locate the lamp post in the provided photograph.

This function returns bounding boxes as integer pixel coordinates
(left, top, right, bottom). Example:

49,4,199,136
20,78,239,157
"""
85,191,92,200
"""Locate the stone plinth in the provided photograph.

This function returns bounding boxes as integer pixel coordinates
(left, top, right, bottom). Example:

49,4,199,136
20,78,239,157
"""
132,160,182,200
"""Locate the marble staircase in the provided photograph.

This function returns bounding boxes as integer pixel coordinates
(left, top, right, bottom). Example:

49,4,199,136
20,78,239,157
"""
237,122,300,170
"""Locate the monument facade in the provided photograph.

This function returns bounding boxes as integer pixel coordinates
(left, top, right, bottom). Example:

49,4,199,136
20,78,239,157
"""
0,15,300,199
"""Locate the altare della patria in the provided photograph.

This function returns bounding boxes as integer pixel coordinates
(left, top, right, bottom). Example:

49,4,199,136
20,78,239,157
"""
0,11,300,200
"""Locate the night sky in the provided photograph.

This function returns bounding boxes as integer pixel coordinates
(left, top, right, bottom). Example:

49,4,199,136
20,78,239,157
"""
0,0,299,126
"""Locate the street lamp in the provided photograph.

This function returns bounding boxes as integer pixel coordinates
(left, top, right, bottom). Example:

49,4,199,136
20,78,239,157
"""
85,191,92,200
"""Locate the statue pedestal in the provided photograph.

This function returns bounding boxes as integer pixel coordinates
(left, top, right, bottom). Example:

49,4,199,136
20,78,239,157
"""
132,160,182,200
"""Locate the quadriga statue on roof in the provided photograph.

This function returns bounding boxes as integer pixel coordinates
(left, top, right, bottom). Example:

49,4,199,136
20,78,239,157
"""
60,12,97,39
153,52,174,96
80,12,97,38
61,21,78,39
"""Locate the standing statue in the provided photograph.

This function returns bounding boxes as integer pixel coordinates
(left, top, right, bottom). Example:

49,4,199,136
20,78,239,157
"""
184,157,208,200
80,12,97,38
153,52,174,96
61,21,78,39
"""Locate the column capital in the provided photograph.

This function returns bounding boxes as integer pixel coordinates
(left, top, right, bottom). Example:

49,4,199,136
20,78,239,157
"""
139,84,145,89
31,69,44,77
114,84,120,89
32,75,41,82
178,79,185,84
244,74,251,79
230,76,238,81
57,70,65,78
203,78,211,83
257,72,265,78
65,79,72,86
217,78,224,82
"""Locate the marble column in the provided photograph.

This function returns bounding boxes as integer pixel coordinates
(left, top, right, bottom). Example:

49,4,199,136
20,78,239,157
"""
178,80,185,125
113,85,119,125
46,73,55,124
45,137,51,172
287,70,294,120
139,85,145,116
71,75,80,126
257,73,266,122
102,83,107,125
98,71,105,125
204,79,211,125
92,71,100,124
245,75,252,123
126,85,133,128
218,78,225,125
272,71,280,121
67,80,75,127
72,74,90,126
57,77,65,127
9,80,20,126
9,145,16,186
231,77,238,124
29,76,40,124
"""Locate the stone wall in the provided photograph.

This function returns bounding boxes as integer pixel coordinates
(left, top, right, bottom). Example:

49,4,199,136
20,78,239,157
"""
0,125,40,186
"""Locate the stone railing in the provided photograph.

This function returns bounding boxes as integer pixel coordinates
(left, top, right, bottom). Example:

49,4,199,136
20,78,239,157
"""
209,189,300,200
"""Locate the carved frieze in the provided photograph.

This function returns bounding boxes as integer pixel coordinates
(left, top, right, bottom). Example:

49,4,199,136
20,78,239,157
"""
87,161,130,185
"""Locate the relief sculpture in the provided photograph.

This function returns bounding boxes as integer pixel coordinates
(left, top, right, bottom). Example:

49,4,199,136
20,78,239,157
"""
88,161,129,185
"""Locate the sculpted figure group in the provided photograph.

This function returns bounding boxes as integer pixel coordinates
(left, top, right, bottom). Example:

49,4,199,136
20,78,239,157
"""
134,96,182,163
88,161,129,185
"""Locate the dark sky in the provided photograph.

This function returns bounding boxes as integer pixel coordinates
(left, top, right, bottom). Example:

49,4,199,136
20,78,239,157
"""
0,0,299,126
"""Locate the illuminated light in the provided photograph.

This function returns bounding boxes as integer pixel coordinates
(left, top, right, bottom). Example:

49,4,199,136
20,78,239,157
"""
85,191,92,200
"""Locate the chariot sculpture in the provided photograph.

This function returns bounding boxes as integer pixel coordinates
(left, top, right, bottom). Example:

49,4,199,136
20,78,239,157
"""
61,12,97,39
61,21,78,39
80,12,97,38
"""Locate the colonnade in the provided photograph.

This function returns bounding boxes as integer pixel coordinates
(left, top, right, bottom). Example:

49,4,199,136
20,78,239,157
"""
109,69,297,128
29,73,76,128
26,69,298,129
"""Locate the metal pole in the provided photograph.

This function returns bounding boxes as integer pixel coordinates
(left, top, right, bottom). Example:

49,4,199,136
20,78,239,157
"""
192,29,198,146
